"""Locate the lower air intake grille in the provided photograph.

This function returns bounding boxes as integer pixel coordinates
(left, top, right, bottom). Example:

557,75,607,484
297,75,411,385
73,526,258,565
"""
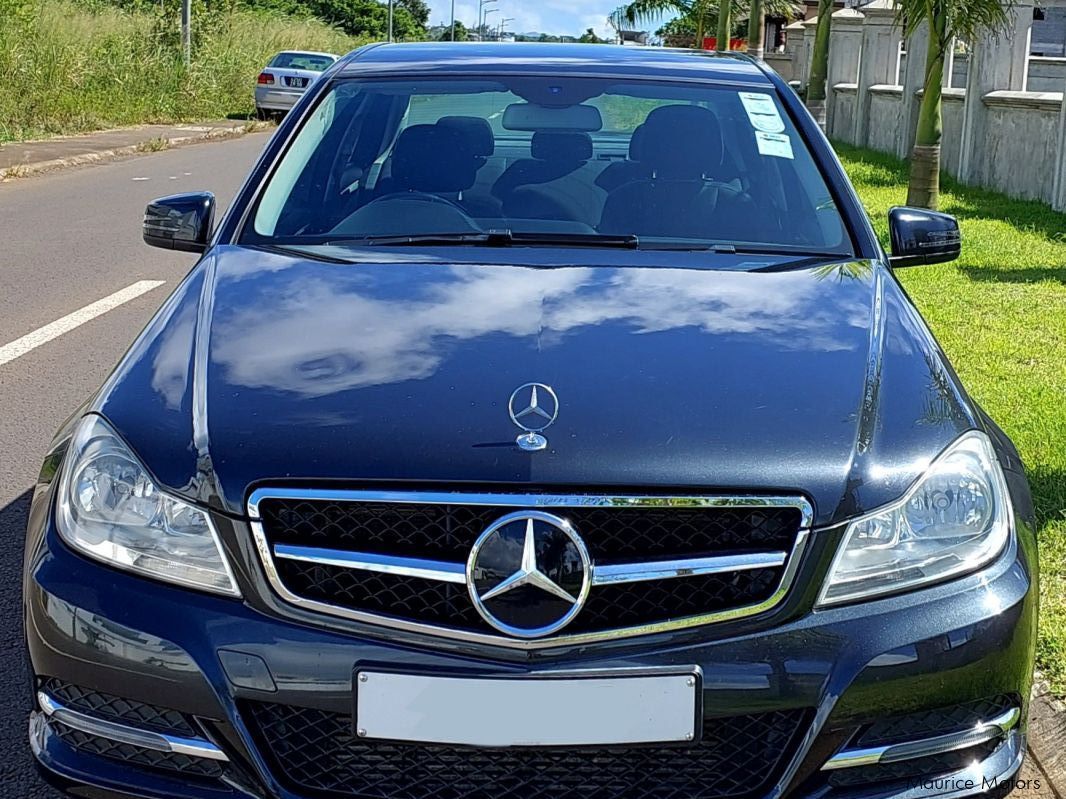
828,740,1002,788
51,720,225,779
245,701,810,799
856,694,1018,747
42,678,198,737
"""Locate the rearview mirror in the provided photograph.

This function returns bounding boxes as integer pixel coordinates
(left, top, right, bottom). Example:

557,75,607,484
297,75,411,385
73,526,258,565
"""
887,206,961,268
143,192,215,253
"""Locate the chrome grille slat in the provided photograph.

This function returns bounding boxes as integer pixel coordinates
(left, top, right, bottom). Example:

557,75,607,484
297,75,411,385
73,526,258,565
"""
249,489,811,649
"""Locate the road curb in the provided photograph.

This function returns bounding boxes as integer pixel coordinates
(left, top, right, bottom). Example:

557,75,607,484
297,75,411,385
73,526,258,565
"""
0,121,272,182
1030,673,1066,799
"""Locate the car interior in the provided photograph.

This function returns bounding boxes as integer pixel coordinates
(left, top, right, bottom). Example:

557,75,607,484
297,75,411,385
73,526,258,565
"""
249,77,847,251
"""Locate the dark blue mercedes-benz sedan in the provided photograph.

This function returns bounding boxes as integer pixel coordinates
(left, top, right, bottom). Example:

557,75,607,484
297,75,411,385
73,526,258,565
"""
24,42,1037,799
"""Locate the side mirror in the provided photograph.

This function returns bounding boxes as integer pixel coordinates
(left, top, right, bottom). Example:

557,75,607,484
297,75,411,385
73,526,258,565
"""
887,206,961,268
143,192,215,253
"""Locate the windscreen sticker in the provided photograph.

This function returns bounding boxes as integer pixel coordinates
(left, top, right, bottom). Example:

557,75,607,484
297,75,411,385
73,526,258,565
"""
755,131,794,160
739,92,786,133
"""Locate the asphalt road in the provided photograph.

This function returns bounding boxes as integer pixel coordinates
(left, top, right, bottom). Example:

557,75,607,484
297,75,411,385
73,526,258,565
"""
0,133,271,797
0,132,1055,799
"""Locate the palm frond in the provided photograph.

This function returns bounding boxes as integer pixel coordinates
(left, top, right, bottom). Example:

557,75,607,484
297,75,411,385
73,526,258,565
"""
619,0,692,27
894,0,1012,42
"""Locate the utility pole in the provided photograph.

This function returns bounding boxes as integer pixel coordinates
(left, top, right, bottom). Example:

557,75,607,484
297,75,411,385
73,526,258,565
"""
181,0,191,66
387,0,394,42
450,0,456,40
499,16,513,41
477,0,496,39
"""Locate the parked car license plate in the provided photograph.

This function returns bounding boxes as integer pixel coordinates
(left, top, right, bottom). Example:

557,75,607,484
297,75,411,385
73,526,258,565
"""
354,668,700,747
285,77,307,88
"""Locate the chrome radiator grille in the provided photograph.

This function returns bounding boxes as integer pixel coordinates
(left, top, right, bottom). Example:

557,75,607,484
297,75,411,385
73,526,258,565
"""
249,490,811,648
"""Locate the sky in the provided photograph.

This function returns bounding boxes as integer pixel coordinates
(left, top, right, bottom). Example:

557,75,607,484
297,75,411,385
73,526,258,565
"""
424,0,667,40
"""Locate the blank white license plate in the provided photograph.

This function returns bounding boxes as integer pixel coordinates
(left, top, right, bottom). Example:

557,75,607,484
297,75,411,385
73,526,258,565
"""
355,669,700,747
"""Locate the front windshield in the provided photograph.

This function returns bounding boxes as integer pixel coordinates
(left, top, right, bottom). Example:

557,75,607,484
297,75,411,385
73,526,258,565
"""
243,76,851,254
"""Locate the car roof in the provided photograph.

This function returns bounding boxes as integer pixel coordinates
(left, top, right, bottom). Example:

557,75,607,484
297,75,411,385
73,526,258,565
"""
336,42,773,85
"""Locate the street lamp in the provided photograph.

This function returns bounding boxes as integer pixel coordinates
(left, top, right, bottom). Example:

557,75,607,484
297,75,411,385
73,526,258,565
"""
477,0,497,39
450,0,456,40
498,16,514,40
387,0,394,42
483,6,498,38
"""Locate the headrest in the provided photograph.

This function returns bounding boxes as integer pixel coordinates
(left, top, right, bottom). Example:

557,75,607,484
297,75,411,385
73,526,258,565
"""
639,105,724,179
437,116,495,158
628,123,647,160
392,125,479,193
531,131,593,162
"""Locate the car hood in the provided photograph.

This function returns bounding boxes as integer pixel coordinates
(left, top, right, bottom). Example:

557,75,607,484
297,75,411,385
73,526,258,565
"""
97,245,977,526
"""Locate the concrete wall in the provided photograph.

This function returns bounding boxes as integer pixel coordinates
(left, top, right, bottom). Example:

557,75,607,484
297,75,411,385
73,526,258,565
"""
978,93,1064,201
830,85,858,141
940,89,967,177
867,87,904,153
772,2,1066,211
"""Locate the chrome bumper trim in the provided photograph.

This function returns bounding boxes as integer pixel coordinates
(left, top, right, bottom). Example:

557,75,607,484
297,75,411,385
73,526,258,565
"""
821,706,1021,771
38,691,229,762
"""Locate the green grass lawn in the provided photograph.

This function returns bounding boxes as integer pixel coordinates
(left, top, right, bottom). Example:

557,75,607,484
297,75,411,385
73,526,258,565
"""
835,143,1066,691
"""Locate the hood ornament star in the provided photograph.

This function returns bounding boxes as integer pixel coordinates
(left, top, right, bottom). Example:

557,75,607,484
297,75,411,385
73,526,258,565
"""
508,383,559,452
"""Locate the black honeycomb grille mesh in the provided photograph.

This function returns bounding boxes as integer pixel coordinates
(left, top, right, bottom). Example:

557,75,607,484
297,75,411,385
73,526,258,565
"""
260,497,802,635
245,701,810,799
857,694,1017,747
51,720,225,779
258,499,801,563
42,678,198,737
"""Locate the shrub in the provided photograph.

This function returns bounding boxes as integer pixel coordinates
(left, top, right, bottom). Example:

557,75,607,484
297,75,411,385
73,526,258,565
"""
0,0,365,141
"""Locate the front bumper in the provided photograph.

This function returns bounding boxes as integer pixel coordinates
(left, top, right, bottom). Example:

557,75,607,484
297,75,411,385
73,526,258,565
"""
26,504,1037,799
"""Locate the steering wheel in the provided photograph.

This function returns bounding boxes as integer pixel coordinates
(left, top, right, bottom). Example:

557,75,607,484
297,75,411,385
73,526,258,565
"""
331,190,481,236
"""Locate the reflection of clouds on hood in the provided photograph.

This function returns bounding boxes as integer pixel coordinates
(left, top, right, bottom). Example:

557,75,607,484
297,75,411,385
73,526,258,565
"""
210,265,871,397
151,299,197,410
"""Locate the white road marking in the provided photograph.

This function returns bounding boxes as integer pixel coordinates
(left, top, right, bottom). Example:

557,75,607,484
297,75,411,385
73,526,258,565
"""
0,280,166,368
131,176,150,181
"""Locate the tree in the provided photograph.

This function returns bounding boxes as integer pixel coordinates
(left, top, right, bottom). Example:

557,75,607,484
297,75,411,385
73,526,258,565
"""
621,0,719,49
579,27,608,43
396,0,429,29
894,0,1013,209
747,0,765,59
713,0,729,51
804,0,833,131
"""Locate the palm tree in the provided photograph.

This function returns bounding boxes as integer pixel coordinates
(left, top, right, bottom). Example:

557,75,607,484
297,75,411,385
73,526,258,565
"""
804,0,834,131
747,0,765,59
714,0,731,51
621,0,720,48
894,0,1013,209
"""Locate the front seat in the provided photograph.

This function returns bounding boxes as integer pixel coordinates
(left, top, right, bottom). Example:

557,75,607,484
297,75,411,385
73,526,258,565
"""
492,131,603,226
599,105,755,240
437,115,501,216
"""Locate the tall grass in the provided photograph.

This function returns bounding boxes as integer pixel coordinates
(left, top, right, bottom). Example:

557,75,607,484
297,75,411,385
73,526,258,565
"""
0,0,364,141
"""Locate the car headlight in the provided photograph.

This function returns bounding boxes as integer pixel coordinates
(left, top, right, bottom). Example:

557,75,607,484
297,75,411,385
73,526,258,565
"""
56,415,240,597
819,430,1012,606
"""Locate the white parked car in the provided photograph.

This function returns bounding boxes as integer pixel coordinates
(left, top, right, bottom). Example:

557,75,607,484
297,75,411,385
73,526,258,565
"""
255,51,338,119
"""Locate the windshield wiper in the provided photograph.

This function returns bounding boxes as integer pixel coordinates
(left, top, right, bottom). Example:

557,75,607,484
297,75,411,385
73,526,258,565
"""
324,230,641,249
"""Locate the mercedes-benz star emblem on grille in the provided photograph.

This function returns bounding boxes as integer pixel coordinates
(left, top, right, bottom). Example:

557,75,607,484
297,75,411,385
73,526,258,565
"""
466,511,591,638
508,383,559,452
